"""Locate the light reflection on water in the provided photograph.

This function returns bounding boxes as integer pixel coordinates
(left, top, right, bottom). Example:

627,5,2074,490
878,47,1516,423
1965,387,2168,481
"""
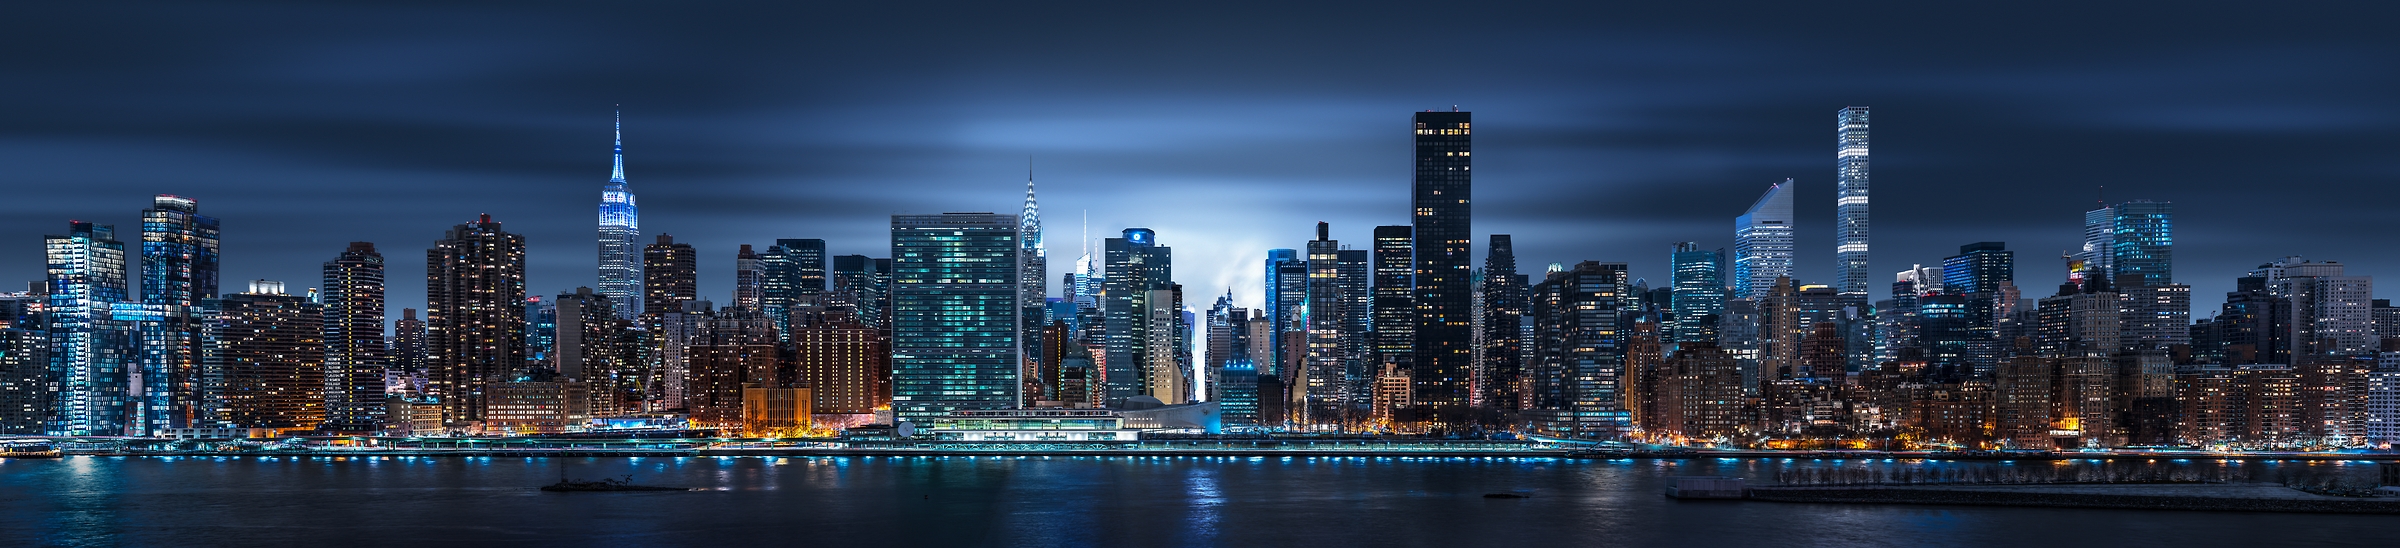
0,455,2387,547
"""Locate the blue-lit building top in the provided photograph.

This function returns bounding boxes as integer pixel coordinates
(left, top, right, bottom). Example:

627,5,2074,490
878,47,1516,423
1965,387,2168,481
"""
597,112,642,320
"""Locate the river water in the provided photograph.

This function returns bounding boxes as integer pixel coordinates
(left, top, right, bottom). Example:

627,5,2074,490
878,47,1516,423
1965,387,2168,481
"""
0,455,2387,547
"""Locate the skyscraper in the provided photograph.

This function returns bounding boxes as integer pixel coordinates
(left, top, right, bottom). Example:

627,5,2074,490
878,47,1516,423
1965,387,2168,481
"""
1733,179,1794,299
1265,249,1306,378
45,221,133,435
734,245,764,310
1528,261,1630,439
1411,109,1473,428
641,235,698,332
889,213,1021,422
1303,223,1347,425
1478,235,1526,411
1372,226,1414,374
212,281,326,432
426,214,528,427
761,238,827,336
136,194,218,434
321,242,386,432
831,254,889,329
597,112,642,320
1104,228,1171,404
1670,243,1725,344
553,287,625,417
1836,107,1871,297
1020,175,1048,392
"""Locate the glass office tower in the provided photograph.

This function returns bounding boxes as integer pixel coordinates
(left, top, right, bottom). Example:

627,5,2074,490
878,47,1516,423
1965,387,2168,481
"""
890,213,1021,422
1733,179,1795,299
1411,109,1474,428
1836,107,1871,297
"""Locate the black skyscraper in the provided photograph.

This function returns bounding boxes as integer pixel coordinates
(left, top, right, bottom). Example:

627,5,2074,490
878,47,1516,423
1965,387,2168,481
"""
1371,226,1413,374
1480,235,1527,413
1411,110,1472,428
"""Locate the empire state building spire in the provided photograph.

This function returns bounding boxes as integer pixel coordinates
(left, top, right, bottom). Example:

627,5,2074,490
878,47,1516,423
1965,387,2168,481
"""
597,109,642,319
609,110,627,183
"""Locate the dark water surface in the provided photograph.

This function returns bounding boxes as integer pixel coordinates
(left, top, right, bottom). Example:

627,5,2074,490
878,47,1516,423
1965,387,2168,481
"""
1,455,2387,547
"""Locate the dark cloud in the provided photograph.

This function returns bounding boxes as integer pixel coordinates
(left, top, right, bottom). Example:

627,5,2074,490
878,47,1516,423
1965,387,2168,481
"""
1,1,2394,317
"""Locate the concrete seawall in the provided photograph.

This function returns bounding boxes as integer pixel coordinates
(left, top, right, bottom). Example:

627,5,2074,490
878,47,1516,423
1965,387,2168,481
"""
1747,483,2400,514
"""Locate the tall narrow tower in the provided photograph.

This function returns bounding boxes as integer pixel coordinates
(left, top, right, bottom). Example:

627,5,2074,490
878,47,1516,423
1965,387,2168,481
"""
1836,107,1871,296
1411,109,1472,429
1020,172,1047,388
598,111,643,320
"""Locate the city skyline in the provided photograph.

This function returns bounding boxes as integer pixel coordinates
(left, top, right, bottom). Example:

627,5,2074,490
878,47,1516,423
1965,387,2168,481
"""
4,3,2396,321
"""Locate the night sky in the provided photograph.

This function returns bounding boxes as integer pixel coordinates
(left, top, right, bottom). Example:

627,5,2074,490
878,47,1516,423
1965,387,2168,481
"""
4,2,2395,322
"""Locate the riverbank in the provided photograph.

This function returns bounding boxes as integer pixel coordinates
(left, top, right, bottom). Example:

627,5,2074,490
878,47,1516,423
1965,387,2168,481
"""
1746,482,2400,514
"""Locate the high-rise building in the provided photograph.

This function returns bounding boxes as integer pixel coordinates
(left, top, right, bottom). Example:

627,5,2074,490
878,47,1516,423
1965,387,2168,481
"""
1835,107,1871,296
1478,235,1527,412
761,238,827,337
2255,258,2376,357
426,215,528,427
1372,226,1414,373
792,302,883,415
135,195,218,434
1733,179,1795,299
1204,294,1239,402
831,254,891,329
641,235,698,329
1670,243,1725,344
0,315,46,435
45,220,133,436
389,308,428,395
1411,109,1474,428
212,281,326,432
1303,223,1349,425
889,213,1021,422
0,291,49,435
1528,261,1630,439
1020,176,1048,394
525,297,555,371
734,245,764,310
597,112,643,320
1338,248,1372,409
686,305,776,428
321,242,386,432
554,287,626,418
1104,228,1172,405
1142,284,1187,403
1266,249,1307,378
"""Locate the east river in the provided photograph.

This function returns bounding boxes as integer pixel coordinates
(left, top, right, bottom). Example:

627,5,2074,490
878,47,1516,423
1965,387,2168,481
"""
1,455,2388,547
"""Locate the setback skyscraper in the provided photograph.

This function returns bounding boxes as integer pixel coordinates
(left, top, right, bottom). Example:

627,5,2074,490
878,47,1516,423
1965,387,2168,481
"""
1020,176,1047,397
889,213,1021,422
598,112,642,320
1411,109,1473,428
1733,179,1795,299
1836,107,1871,296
